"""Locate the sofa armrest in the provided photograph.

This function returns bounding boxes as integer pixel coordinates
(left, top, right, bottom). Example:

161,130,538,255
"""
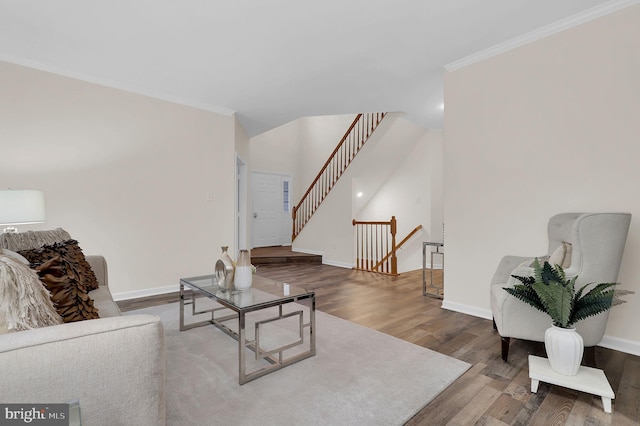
0,315,165,426
86,255,108,288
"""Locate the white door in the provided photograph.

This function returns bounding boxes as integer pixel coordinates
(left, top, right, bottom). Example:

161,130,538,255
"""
252,172,292,247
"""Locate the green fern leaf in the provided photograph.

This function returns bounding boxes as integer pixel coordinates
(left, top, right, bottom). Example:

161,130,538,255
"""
572,283,616,324
503,260,632,328
572,298,614,323
503,285,546,312
540,261,564,285
512,275,535,285
532,280,573,327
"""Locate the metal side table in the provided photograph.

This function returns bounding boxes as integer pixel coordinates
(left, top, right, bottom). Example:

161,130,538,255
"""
422,241,444,298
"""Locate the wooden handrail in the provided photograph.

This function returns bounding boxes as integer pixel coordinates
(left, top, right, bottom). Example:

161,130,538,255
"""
352,219,392,226
292,112,386,241
295,114,362,211
372,224,423,271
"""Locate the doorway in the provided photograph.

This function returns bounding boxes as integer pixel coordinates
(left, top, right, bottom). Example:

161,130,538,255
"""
251,172,292,248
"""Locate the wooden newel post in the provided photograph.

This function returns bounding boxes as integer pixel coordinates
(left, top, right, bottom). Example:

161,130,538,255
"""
390,216,397,274
291,206,298,241
352,219,359,270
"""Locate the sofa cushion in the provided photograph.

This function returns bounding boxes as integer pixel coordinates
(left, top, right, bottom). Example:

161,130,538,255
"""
0,248,30,265
89,286,121,318
0,252,63,333
549,241,572,268
35,256,100,323
19,239,100,291
0,312,8,335
0,228,72,252
0,249,30,333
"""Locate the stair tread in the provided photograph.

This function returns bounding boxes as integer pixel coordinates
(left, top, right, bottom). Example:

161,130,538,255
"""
251,246,322,265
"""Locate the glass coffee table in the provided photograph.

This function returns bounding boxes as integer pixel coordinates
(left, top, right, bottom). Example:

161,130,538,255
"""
179,274,316,385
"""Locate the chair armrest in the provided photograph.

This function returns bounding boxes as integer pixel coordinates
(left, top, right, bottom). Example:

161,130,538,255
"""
491,255,545,340
490,255,535,287
0,315,165,426
490,255,582,342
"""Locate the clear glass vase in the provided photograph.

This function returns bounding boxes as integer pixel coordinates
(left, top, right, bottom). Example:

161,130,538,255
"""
234,249,253,291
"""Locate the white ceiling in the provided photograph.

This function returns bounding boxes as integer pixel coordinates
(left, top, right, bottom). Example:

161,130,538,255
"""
0,0,622,137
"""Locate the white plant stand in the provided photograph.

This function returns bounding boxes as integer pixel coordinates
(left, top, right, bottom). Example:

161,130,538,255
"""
528,355,615,413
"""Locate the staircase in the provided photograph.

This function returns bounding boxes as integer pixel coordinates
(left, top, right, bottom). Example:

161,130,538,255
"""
291,112,386,241
251,246,322,266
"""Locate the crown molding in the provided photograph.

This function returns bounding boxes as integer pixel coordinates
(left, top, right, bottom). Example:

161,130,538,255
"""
445,0,640,71
0,54,236,116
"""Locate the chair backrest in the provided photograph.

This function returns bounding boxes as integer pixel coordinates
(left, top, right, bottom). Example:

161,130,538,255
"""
547,212,631,287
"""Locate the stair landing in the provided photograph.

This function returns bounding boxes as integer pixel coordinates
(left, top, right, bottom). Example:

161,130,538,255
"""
251,246,322,265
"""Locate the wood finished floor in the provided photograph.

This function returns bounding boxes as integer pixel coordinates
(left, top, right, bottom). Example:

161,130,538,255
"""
118,262,640,425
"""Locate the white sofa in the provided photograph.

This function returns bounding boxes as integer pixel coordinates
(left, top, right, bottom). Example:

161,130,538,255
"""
0,255,166,426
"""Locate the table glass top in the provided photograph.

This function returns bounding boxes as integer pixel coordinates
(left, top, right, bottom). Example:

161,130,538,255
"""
180,274,313,309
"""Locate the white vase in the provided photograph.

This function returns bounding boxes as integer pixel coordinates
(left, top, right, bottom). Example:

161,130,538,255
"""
234,249,253,291
544,325,584,376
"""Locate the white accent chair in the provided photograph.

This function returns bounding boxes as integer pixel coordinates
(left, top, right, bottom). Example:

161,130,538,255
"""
490,212,631,362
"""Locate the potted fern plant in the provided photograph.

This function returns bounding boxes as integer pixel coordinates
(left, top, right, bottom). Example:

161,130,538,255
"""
504,258,630,375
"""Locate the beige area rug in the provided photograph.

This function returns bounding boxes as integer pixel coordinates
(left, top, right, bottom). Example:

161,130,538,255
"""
127,301,470,426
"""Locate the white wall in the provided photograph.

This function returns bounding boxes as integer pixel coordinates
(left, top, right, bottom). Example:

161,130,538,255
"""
297,114,358,200
250,114,358,202
429,130,444,244
0,60,237,297
235,119,251,250
252,113,443,270
293,180,354,267
250,119,301,183
443,5,640,348
250,114,358,264
355,129,443,272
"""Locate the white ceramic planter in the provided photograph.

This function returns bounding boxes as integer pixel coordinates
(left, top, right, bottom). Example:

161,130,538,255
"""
234,249,253,291
234,266,253,290
544,325,584,376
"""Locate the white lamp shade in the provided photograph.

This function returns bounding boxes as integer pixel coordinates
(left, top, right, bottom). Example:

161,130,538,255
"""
0,190,46,225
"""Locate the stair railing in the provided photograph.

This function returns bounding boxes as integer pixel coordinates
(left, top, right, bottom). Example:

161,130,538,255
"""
353,218,423,275
353,216,398,275
292,112,386,241
372,224,423,272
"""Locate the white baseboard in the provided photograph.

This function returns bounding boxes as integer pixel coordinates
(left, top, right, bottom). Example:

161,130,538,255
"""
292,247,352,269
323,259,353,269
112,285,178,302
291,247,324,256
441,300,640,356
441,300,493,320
599,335,640,357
